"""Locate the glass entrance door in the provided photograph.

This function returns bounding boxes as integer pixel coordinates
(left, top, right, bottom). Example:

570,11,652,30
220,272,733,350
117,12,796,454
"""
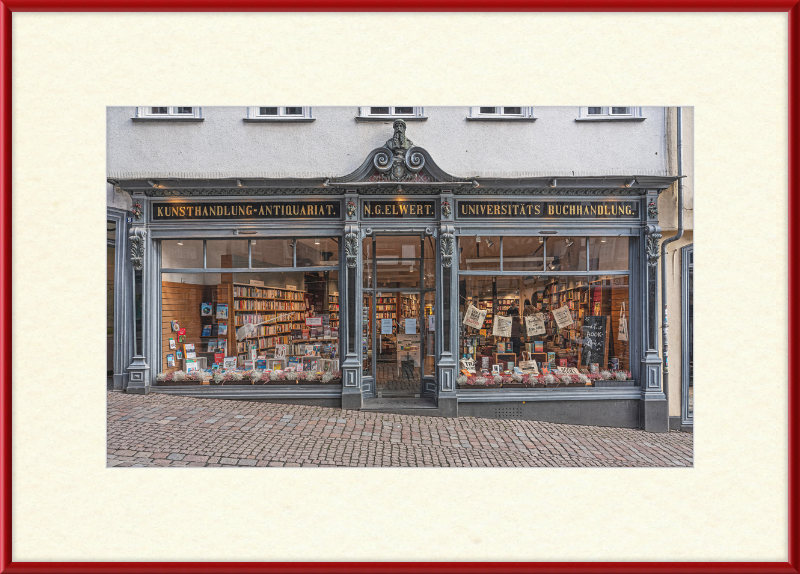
362,233,436,398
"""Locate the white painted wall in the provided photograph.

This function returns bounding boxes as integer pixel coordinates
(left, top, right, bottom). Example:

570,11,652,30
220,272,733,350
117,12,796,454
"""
107,106,668,179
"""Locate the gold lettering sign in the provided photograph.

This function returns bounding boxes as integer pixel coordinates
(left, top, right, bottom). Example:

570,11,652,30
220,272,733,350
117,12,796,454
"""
457,201,640,219
362,200,437,219
152,201,341,221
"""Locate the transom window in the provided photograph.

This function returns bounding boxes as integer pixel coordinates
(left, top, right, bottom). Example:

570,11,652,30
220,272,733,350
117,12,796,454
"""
588,106,631,116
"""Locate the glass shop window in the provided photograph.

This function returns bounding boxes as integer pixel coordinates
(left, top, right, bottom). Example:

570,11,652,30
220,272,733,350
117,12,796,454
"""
456,236,631,390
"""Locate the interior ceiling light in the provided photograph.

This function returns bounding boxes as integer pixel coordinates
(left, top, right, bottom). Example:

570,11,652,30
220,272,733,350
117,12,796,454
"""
177,242,183,246
565,238,574,247
549,178,557,187
486,239,494,248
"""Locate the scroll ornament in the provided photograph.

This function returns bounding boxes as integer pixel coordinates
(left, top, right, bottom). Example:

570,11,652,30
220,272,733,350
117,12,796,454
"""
345,232,359,268
441,232,454,268
130,227,147,271
646,233,662,267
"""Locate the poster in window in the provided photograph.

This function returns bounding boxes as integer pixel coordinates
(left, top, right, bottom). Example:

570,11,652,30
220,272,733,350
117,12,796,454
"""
524,313,546,336
274,344,288,360
492,315,512,337
463,304,487,330
552,305,574,329
381,318,393,335
223,357,237,370
405,318,417,335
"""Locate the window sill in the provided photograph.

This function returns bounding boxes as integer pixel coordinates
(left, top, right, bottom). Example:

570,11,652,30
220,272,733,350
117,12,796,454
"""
355,116,428,122
466,116,537,122
574,117,646,122
132,117,205,122
243,117,316,123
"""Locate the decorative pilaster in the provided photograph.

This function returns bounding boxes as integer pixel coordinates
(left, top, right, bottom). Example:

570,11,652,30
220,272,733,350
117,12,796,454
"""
640,190,667,432
437,223,457,416
126,225,150,394
340,220,363,410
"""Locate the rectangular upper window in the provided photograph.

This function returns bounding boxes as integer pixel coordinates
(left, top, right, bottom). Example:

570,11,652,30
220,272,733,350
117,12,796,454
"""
577,107,645,122
244,107,314,122
467,107,536,121
134,107,203,121
356,107,426,121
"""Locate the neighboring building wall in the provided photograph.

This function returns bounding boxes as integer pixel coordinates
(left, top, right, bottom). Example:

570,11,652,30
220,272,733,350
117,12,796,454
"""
107,106,668,179
660,107,694,418
107,182,132,211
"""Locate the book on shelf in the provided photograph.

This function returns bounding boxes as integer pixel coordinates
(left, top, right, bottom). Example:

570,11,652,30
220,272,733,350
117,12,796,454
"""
201,325,212,337
214,352,224,366
200,303,212,316
210,324,219,337
166,354,175,367
207,341,217,353
217,303,229,319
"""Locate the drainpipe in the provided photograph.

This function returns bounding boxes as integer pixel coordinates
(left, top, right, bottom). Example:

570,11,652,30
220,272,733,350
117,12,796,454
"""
661,107,685,397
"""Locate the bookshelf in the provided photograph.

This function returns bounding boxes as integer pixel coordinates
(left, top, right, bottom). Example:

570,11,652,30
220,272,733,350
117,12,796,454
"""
232,284,307,364
328,293,339,329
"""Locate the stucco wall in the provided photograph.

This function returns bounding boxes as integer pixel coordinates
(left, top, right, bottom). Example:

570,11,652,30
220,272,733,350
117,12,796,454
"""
659,107,694,232
106,182,132,211
107,106,668,179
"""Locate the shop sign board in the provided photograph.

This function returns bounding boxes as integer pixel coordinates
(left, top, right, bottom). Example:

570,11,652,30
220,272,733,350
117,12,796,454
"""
456,200,639,219
362,200,436,218
152,200,341,221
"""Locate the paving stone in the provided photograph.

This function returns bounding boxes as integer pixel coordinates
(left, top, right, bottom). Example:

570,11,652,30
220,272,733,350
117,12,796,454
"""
107,393,693,469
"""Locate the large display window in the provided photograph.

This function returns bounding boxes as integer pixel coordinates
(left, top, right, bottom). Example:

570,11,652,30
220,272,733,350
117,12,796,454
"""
457,235,633,389
157,238,341,386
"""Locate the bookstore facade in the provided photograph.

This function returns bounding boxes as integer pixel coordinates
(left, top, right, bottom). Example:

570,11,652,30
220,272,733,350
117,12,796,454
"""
114,120,678,432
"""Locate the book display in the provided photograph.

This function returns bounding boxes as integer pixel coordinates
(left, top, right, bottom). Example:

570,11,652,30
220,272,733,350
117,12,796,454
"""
459,275,630,386
328,293,339,330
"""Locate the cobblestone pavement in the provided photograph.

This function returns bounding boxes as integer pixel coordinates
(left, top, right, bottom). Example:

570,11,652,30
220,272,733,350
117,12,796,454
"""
107,392,693,468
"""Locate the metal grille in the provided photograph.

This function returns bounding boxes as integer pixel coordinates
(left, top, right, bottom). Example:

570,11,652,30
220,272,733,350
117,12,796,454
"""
493,405,522,418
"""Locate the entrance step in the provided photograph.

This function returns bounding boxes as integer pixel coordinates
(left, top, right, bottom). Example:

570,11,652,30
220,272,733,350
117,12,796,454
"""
362,397,438,411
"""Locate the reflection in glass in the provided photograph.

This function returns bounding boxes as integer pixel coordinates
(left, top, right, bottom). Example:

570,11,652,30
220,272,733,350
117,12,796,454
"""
162,240,204,268
545,237,586,271
296,237,338,267
206,240,248,268
589,237,629,271
251,239,293,268
503,236,545,271
458,236,501,271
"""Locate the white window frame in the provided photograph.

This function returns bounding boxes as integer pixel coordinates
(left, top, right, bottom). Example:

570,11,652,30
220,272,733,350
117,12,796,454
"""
244,106,314,122
576,107,646,122
134,107,203,120
355,106,426,121
467,106,536,121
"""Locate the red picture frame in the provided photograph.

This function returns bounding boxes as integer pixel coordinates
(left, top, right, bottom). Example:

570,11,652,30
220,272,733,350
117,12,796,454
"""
1,2,798,573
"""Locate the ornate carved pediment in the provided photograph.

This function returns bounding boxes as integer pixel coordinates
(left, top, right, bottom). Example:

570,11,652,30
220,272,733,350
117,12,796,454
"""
333,119,461,184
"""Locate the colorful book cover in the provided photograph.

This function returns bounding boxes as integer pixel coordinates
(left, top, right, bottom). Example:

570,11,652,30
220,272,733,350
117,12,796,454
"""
207,341,216,353
211,324,219,337
185,359,198,372
200,303,212,316
214,352,224,365
217,339,226,352
178,335,186,344
166,354,175,367
201,325,212,337
223,357,237,370
218,322,228,336
590,363,599,373
497,342,505,353
256,358,267,370
534,341,544,353
547,352,556,367
302,329,309,340
558,359,567,367
540,362,550,375
178,328,186,336
176,350,183,360
171,320,179,332
216,303,229,319
184,343,195,358
168,337,176,350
